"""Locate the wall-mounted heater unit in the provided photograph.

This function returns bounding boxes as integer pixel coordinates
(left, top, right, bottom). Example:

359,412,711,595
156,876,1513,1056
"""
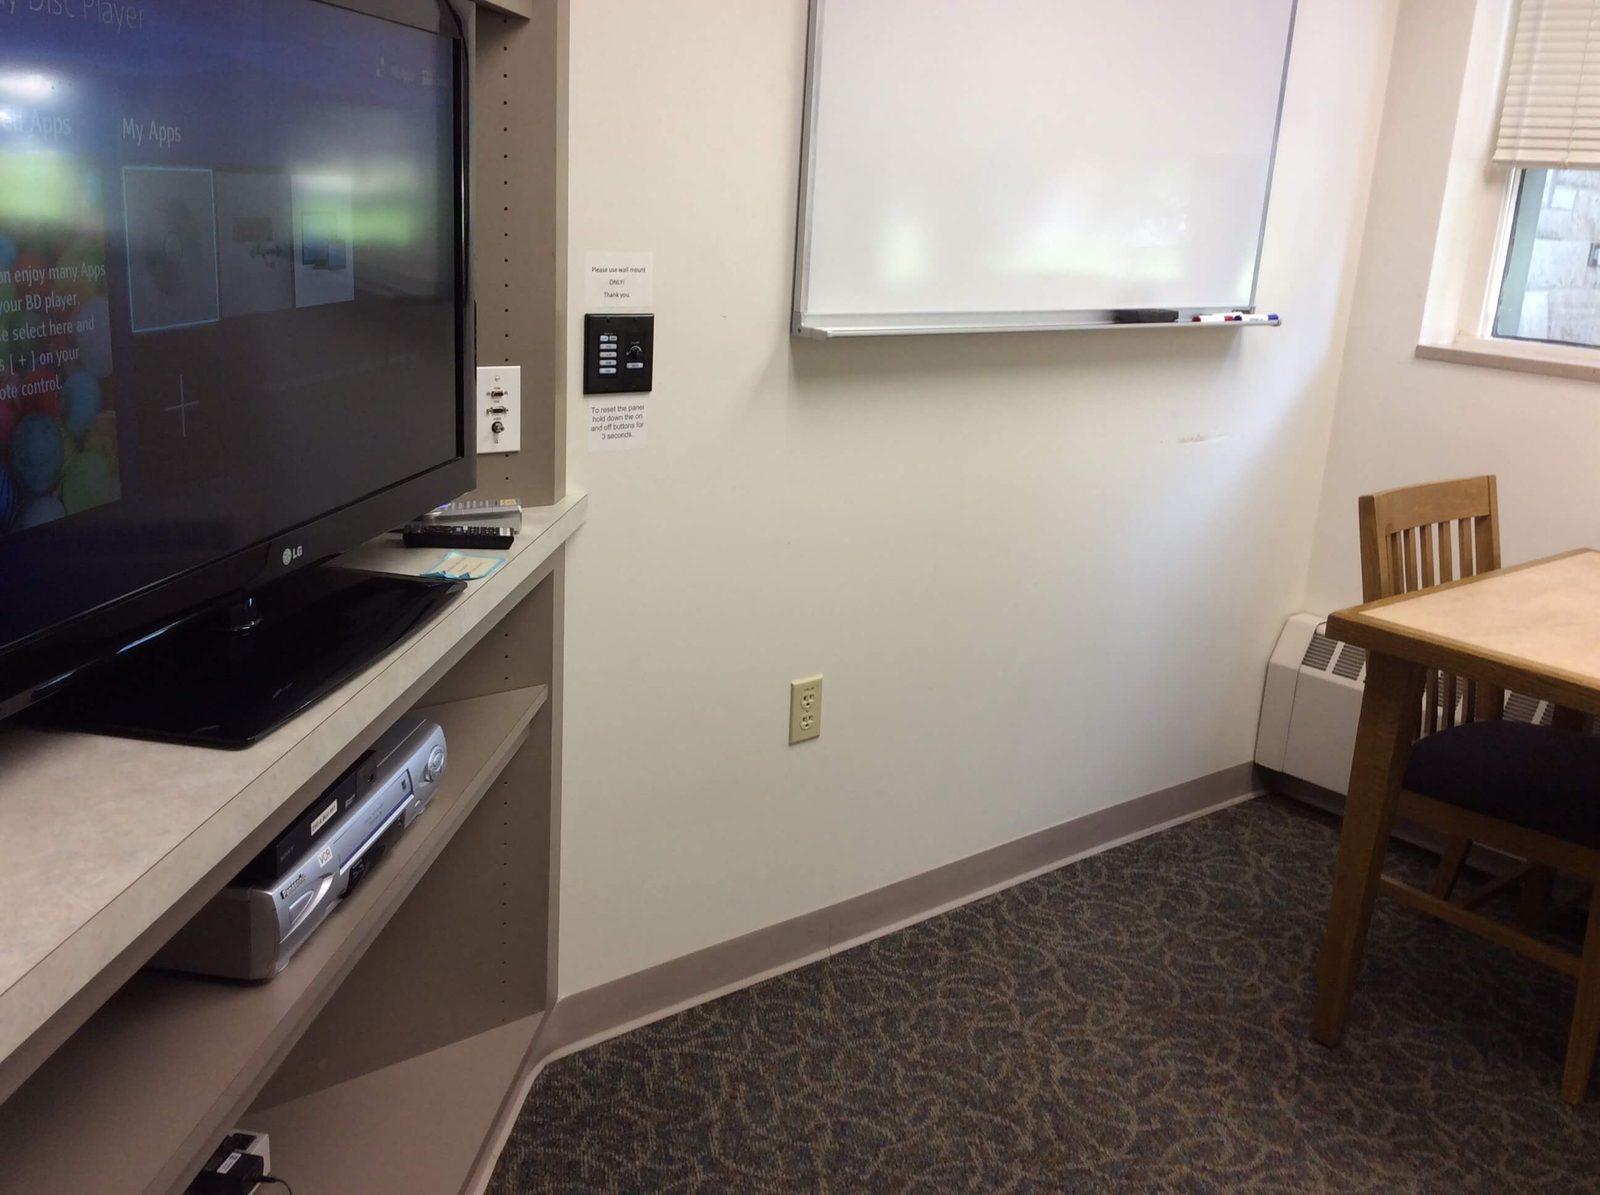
1255,613,1556,795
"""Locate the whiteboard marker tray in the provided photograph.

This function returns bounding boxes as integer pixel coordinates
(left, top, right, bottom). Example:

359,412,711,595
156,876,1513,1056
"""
794,312,1283,339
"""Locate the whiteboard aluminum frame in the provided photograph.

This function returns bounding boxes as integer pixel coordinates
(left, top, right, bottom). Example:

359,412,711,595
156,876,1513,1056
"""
790,0,1298,340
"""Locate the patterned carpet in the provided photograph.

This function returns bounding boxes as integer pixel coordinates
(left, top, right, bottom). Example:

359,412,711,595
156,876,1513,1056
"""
489,795,1600,1192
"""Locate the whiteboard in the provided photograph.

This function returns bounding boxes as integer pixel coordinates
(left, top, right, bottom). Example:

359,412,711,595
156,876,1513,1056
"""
792,0,1296,337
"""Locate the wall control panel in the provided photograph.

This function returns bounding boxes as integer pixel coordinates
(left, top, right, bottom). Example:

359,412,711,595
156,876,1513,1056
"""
475,364,522,455
584,313,654,395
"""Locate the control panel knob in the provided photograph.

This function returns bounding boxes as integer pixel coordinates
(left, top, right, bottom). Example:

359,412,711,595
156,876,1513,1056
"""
424,744,446,783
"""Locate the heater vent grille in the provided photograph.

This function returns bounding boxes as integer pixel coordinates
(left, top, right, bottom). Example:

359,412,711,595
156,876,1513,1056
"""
1301,633,1337,672
1503,692,1541,724
1331,644,1367,681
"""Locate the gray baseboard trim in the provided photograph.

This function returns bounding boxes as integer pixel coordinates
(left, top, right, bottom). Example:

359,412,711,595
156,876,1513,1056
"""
543,760,1259,1061
468,760,1260,1191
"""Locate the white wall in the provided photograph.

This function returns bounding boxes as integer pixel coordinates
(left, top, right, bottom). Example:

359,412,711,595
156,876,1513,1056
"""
557,0,1398,995
1304,0,1600,613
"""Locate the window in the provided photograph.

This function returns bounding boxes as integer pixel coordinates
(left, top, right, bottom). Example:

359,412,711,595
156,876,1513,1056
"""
1493,168,1600,348
1415,0,1600,377
1488,1,1600,351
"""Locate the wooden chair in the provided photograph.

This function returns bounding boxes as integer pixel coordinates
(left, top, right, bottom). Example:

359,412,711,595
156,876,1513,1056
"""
1359,476,1504,902
1358,475,1600,1102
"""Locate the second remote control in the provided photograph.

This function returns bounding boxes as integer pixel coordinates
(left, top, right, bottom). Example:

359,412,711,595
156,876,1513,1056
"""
403,523,516,550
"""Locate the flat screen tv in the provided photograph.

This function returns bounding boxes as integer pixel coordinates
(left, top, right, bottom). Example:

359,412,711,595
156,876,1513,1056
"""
0,0,475,747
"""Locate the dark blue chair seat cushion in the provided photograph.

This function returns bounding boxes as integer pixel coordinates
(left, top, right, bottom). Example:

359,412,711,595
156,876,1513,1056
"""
1404,720,1600,848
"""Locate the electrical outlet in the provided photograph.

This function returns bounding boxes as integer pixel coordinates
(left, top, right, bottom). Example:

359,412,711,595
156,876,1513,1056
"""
789,676,822,744
476,365,521,455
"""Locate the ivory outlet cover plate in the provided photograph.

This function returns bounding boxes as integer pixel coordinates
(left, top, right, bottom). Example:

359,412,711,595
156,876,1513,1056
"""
790,676,822,744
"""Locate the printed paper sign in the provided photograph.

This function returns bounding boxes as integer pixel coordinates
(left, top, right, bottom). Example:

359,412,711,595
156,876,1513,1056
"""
585,251,652,311
588,397,648,452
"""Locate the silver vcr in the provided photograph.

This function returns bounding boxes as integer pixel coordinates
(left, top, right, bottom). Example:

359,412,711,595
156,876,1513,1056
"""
153,716,447,981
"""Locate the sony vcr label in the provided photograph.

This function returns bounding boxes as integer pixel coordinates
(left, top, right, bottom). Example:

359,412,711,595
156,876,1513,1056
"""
309,798,338,836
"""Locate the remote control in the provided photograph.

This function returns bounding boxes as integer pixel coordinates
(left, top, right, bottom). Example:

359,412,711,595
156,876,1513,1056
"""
402,522,516,550
424,497,522,521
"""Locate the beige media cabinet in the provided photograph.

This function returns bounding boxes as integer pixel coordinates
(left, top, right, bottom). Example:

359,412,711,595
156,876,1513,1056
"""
0,497,582,1194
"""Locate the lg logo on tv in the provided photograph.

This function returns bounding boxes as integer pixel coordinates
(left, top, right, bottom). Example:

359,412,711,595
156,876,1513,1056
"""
281,546,304,567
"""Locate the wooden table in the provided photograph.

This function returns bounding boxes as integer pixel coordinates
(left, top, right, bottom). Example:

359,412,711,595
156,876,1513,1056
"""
1312,548,1600,1047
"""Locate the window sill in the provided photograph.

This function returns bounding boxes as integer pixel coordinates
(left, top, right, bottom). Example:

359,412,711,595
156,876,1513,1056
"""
1415,336,1600,383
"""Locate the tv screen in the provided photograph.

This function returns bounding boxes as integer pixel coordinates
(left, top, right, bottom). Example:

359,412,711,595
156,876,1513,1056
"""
0,0,471,722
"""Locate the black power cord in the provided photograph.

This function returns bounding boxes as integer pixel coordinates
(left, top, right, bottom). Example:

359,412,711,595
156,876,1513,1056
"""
258,1179,294,1195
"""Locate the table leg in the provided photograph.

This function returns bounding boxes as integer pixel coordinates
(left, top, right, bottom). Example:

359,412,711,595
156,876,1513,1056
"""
1311,651,1423,1047
1562,881,1600,1103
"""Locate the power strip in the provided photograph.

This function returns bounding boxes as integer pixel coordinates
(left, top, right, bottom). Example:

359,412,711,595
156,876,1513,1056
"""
187,1131,279,1194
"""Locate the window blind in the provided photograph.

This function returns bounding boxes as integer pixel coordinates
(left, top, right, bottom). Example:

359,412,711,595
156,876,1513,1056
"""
1495,0,1600,167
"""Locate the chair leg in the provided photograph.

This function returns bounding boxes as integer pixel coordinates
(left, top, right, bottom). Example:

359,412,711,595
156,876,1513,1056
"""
1518,864,1557,932
1561,883,1600,1103
1431,836,1472,900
